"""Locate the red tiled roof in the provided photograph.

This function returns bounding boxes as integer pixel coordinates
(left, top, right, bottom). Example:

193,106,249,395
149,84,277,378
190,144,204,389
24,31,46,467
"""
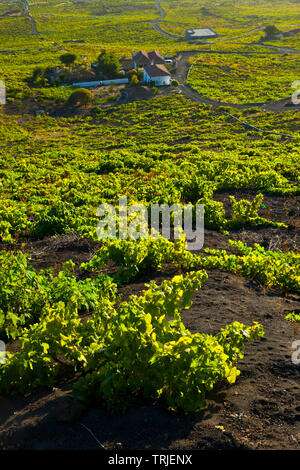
133,51,151,66
133,50,165,66
144,64,170,78
148,50,164,63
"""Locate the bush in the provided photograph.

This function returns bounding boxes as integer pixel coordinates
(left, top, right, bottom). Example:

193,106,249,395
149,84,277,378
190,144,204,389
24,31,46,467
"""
60,53,77,67
130,74,139,86
67,89,93,107
27,67,47,87
127,68,137,79
32,201,77,238
0,252,116,339
90,106,101,116
98,50,120,78
264,25,281,40
0,270,263,411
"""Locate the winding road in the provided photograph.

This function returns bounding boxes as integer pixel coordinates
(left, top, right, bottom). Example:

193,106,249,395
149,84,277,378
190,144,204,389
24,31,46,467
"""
20,0,67,51
149,0,181,39
21,0,40,37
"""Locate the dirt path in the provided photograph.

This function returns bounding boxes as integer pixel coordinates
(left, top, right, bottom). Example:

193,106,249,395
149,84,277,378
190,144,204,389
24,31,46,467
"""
21,0,40,37
149,0,181,39
252,42,300,54
20,0,67,52
150,20,180,39
213,27,265,42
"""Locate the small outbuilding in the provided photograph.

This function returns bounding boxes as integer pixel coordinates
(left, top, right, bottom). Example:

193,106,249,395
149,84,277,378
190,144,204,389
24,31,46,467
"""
185,28,218,41
119,86,154,102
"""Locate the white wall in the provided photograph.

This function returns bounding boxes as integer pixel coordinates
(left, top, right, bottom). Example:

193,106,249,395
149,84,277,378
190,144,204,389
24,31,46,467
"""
71,81,101,88
101,78,129,86
143,70,171,86
62,78,129,88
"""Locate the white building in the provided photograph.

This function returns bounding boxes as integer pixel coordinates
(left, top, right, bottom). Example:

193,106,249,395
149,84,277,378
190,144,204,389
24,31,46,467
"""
185,28,218,41
143,64,171,86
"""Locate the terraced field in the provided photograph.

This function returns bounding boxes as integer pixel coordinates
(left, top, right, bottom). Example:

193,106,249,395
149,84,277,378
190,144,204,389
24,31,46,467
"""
187,53,300,104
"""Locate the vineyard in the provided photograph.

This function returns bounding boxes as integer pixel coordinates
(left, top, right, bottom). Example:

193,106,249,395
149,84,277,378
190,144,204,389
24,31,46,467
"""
187,53,300,103
0,0,299,452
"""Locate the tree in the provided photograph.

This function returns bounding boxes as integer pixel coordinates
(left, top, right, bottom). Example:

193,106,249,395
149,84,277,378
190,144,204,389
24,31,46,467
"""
60,53,77,68
67,89,93,107
97,50,120,78
127,68,137,79
264,25,281,40
130,74,139,86
32,67,44,81
28,67,46,87
171,79,179,87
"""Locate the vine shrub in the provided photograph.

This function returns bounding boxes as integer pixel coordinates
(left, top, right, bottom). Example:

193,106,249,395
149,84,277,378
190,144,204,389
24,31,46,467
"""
0,272,264,412
0,251,116,339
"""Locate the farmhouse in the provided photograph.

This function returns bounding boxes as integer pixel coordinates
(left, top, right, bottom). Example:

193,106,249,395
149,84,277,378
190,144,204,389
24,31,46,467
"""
185,28,218,41
132,50,164,68
143,64,171,86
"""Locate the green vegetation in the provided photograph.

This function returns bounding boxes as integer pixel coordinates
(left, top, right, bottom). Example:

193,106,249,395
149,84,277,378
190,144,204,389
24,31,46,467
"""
67,88,94,106
81,236,300,293
187,53,300,103
0,252,116,339
60,53,77,67
264,25,281,40
285,312,300,323
0,0,299,415
0,96,298,245
130,73,139,86
200,241,300,293
97,50,121,77
0,268,263,411
160,0,300,38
